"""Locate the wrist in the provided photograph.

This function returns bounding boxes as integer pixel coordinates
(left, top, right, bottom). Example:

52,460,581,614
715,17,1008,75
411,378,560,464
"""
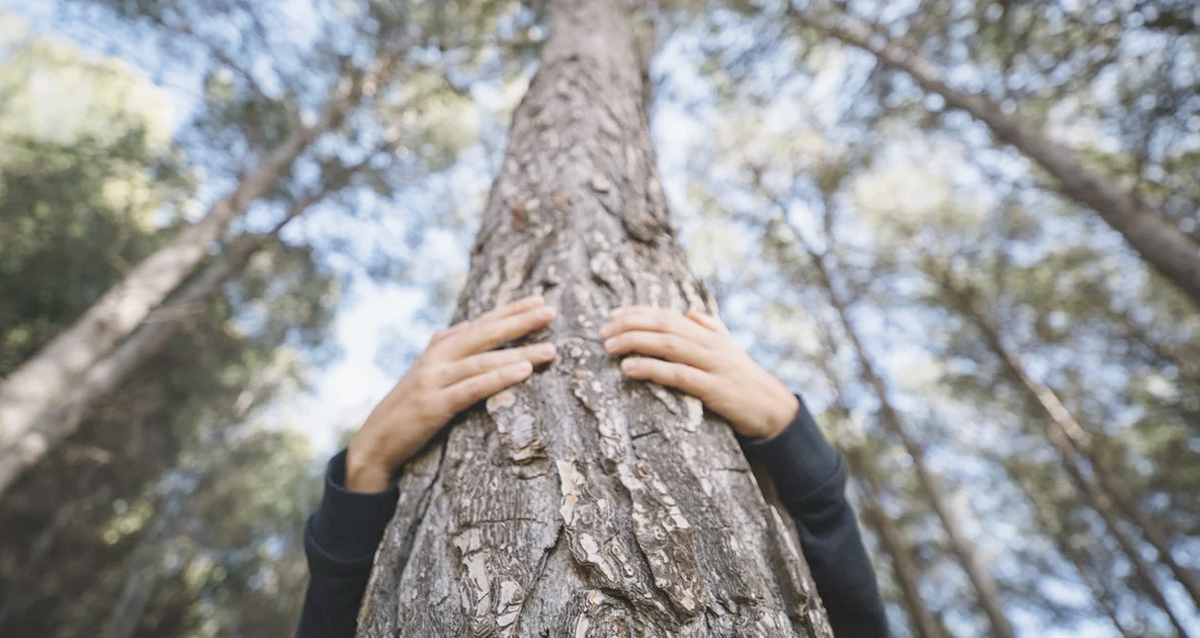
760,391,800,440
346,437,397,493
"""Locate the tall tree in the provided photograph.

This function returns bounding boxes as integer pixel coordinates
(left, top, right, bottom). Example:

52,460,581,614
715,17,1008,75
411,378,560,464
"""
791,1,1200,309
0,0,403,480
929,266,1200,613
1000,457,1135,638
357,0,833,635
0,73,369,466
0,146,384,494
754,185,1016,638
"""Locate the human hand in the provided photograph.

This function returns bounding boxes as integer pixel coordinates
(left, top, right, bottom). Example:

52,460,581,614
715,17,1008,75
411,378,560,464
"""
600,306,799,440
345,295,558,492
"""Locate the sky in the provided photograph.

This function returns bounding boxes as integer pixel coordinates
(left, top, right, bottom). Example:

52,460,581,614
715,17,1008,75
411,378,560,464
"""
5,2,1197,635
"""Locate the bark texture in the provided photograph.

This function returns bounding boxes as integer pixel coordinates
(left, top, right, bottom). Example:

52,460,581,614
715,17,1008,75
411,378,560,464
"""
809,6,1200,310
356,1,833,636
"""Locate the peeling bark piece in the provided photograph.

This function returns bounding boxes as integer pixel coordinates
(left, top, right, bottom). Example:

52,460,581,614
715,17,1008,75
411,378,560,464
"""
487,389,546,462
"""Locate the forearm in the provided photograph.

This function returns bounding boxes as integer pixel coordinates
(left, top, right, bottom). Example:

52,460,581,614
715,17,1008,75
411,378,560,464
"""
739,395,889,638
296,451,399,638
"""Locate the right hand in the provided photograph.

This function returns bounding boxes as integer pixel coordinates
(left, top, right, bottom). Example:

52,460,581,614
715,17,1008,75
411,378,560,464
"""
345,295,558,492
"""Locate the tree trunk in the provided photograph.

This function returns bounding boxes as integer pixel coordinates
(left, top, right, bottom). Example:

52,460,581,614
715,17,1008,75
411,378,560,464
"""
1002,461,1134,638
931,272,1196,636
938,273,1200,611
356,1,833,636
782,225,1017,638
1049,436,1191,638
843,446,946,638
0,186,336,495
0,75,366,464
807,7,1200,310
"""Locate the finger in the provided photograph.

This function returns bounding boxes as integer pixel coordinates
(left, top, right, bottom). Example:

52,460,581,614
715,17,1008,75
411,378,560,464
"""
429,297,541,351
601,306,713,344
445,304,557,358
443,360,534,409
619,357,713,398
475,295,545,324
686,309,729,335
442,342,557,386
429,320,471,346
604,331,714,370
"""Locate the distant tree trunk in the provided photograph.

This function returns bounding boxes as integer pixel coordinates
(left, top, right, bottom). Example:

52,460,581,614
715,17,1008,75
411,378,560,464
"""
0,170,365,495
1001,460,1134,638
807,7,1200,310
936,272,1200,611
0,484,111,630
794,243,1017,638
101,539,158,638
843,446,945,638
356,1,833,636
929,271,1197,635
1047,437,1191,638
0,76,367,469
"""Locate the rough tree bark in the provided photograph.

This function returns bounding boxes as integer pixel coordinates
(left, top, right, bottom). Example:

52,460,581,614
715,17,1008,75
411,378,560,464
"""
356,1,834,636
802,5,1200,310
0,70,372,472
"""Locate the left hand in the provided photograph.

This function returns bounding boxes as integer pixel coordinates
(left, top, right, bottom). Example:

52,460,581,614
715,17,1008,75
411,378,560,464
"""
600,305,799,440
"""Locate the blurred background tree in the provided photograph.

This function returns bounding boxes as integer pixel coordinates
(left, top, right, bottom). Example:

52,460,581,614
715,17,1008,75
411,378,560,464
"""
0,0,1197,636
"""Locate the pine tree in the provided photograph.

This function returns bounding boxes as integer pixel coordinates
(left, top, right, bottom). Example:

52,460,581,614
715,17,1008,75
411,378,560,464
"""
356,1,833,635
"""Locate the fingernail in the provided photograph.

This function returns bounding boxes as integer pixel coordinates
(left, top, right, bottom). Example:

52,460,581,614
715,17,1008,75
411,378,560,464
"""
603,338,615,352
610,307,625,316
620,358,638,372
599,323,613,338
533,343,556,356
516,360,533,374
538,306,556,319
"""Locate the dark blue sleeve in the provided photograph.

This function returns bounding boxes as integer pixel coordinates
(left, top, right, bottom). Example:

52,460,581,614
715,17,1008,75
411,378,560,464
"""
296,450,399,638
297,397,886,638
738,394,889,638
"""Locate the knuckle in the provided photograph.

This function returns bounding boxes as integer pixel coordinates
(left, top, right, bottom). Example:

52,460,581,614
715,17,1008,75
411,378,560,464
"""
427,363,449,385
661,335,681,356
463,377,485,399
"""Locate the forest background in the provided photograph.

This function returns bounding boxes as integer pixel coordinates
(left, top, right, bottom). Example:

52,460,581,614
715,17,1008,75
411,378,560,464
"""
0,0,1197,637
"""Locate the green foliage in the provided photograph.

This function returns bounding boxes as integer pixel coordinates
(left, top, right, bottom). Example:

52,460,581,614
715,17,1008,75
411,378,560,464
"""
0,29,335,638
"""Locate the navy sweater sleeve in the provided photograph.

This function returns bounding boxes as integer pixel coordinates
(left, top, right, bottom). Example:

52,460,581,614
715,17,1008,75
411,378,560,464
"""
297,396,887,638
739,395,889,637
296,451,399,638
